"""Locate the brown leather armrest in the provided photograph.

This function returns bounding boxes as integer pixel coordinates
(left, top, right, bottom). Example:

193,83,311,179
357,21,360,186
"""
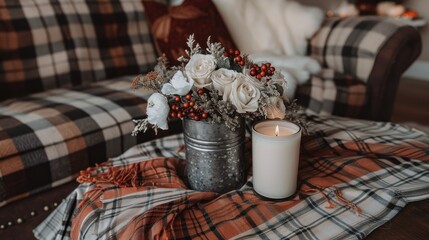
364,26,422,121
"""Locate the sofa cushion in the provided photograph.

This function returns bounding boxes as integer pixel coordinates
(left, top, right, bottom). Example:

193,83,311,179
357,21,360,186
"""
309,16,407,82
296,69,367,118
0,76,182,207
142,0,236,65
0,0,157,101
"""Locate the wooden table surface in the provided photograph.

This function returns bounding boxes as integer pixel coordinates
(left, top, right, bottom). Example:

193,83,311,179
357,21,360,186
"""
367,198,429,239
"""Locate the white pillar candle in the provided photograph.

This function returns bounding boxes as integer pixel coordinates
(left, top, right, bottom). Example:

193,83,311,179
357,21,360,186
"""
252,120,302,199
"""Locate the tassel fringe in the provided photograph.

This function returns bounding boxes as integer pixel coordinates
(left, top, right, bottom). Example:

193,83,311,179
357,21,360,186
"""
332,186,362,215
301,185,362,215
77,162,142,188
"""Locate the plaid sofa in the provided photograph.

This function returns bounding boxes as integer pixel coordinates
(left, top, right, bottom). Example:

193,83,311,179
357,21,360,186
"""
0,0,163,207
303,16,421,120
0,0,422,237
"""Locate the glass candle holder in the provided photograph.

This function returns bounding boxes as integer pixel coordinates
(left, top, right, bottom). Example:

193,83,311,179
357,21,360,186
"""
252,120,302,200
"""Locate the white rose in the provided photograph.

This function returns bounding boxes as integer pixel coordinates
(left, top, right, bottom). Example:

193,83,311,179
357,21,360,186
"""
161,71,193,96
146,93,169,130
227,74,261,113
211,68,237,96
185,54,216,88
265,96,286,119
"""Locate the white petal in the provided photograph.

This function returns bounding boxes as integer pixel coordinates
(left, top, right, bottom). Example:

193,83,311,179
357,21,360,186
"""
161,71,194,96
146,93,169,130
171,71,188,88
161,83,177,95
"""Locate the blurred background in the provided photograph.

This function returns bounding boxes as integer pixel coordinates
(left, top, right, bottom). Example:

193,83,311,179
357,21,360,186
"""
300,0,429,131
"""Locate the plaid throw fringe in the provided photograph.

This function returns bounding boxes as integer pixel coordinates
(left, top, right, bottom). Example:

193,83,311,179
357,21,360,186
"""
301,185,362,215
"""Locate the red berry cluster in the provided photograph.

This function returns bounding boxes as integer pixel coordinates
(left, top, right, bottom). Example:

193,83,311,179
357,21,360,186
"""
169,91,208,121
249,63,276,80
224,49,245,66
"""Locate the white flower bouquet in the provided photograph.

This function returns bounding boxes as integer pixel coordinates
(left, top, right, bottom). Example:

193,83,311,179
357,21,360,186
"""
132,35,305,135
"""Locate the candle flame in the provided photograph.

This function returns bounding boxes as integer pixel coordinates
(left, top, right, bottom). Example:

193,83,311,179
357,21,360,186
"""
275,125,279,136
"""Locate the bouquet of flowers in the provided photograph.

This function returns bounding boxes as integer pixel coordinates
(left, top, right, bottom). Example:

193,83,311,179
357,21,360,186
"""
131,35,306,135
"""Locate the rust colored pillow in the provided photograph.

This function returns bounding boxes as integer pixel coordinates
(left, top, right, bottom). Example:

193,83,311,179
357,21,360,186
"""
142,0,236,65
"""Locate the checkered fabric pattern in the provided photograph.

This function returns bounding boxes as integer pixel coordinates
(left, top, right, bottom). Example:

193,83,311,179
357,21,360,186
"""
309,16,407,82
0,0,156,101
34,115,429,240
0,76,182,207
296,68,367,118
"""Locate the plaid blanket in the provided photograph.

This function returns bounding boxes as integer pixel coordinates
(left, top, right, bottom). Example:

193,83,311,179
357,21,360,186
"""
34,115,429,239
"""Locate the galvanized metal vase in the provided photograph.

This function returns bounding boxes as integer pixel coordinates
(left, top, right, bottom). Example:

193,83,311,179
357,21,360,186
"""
183,118,246,193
